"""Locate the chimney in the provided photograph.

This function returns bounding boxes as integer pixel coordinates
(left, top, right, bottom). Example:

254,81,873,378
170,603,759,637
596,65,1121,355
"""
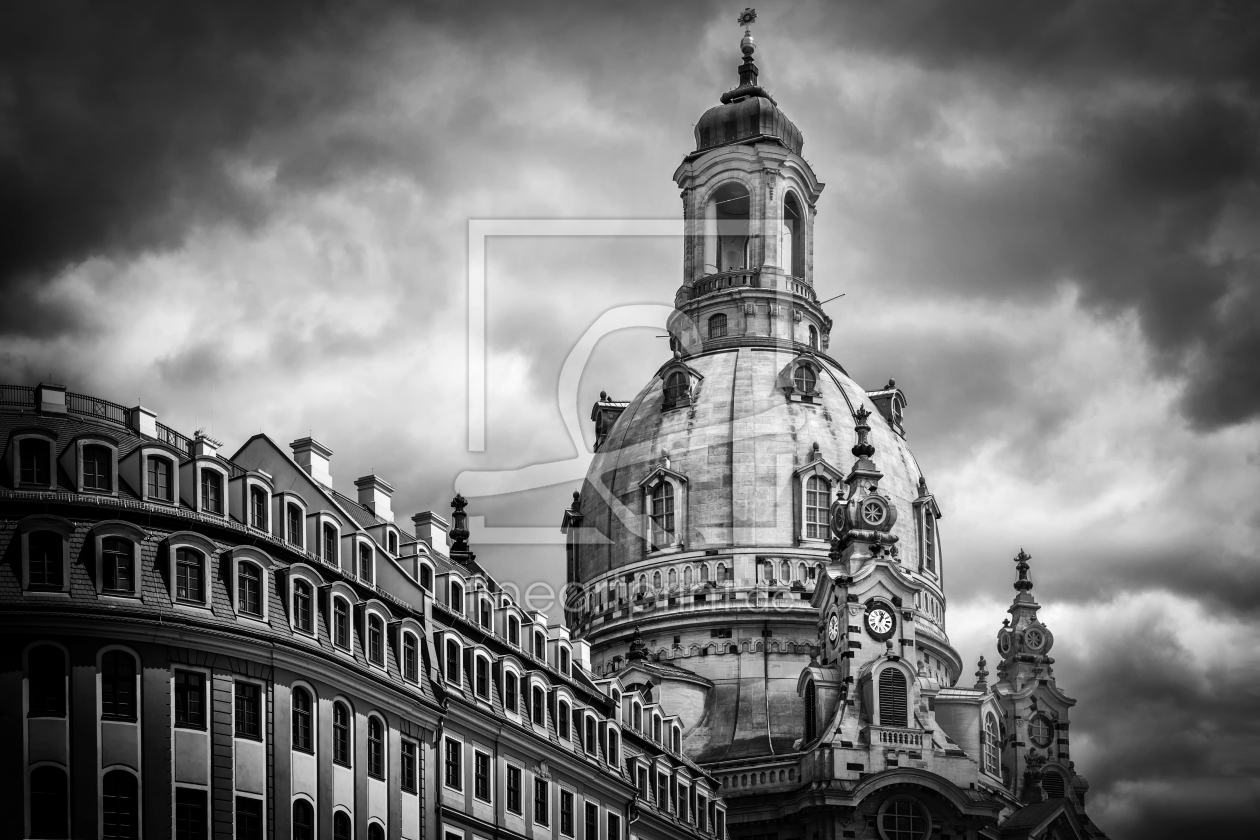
291,437,333,488
412,510,450,559
355,475,394,522
193,430,222,458
129,405,157,438
35,382,67,415
571,638,591,672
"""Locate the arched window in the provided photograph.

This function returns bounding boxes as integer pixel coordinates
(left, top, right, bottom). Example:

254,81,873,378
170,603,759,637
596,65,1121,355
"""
322,524,337,564
333,812,352,840
663,371,689,407
805,475,830,539
29,765,69,838
292,800,315,840
145,454,173,502
633,703,642,731
534,630,545,660
804,681,817,742
19,438,51,485
704,181,751,273
445,640,461,685
387,531,398,555
367,615,384,666
667,568,677,589
799,562,808,583
508,615,520,646
652,570,662,592
878,798,928,840
808,325,819,350
793,364,817,394
700,563,709,583
368,824,385,840
984,713,1000,775
532,686,545,726
292,580,313,634
358,543,373,584
200,469,223,515
450,581,465,614
782,192,804,279
29,644,66,717
237,563,262,617
558,700,570,740
83,444,113,492
101,651,137,720
101,537,134,593
286,504,303,547
607,729,619,763
419,563,433,591
708,313,728,339
505,671,518,713
780,559,792,581
332,598,350,650
653,715,662,743
249,486,266,529
637,574,647,596
175,548,204,604
102,770,138,839
1043,769,1066,799
559,647,570,675
292,687,313,752
368,716,385,779
684,566,693,587
878,669,908,728
475,656,490,699
650,482,675,549
28,531,64,589
673,726,681,753
333,702,351,766
402,632,419,682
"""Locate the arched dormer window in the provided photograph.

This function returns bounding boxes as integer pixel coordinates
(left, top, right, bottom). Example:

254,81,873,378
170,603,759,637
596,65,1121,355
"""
333,701,352,766
708,313,728,340
504,669,519,713
699,563,709,583
357,541,374,584
983,713,1001,775
534,630,545,660
387,531,398,555
672,725,681,753
780,357,822,403
175,548,206,604
102,536,135,594
808,324,819,350
368,715,386,779
653,570,663,592
450,580,465,614
653,714,662,743
508,614,520,646
401,629,420,682
292,686,314,752
321,522,338,566
877,668,909,728
559,647,570,675
331,596,352,651
286,501,304,549
16,435,53,488
475,653,490,699
198,464,225,515
19,516,72,593
531,685,545,726
558,699,571,740
664,371,690,409
607,727,620,764
82,443,114,493
444,638,462,686
632,701,642,731
144,451,175,503
793,365,817,394
641,464,687,554
419,561,434,592
249,485,267,530
237,561,263,618
292,579,314,634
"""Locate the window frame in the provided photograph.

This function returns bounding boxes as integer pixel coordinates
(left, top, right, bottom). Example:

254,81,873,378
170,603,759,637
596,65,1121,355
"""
401,739,419,793
560,787,575,837
246,480,270,532
506,764,523,815
134,444,180,505
707,312,728,340
291,684,315,754
400,624,422,684
533,777,550,827
173,667,208,731
355,537,375,585
474,652,491,700
503,666,520,716
367,612,386,668
18,515,73,594
367,714,387,780
280,494,307,550
473,749,491,802
330,591,354,653
195,460,229,518
102,768,141,840
166,532,217,610
25,641,69,718
332,699,354,767
92,520,145,598
318,516,342,569
99,646,140,722
443,636,463,688
12,431,56,489
443,735,463,791
233,679,263,741
876,796,931,840
418,559,435,592
639,470,687,554
76,437,119,496
230,549,271,622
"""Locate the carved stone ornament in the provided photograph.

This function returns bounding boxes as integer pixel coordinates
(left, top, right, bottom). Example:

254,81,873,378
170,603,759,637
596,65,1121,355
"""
745,302,755,315
793,308,803,322
769,304,780,317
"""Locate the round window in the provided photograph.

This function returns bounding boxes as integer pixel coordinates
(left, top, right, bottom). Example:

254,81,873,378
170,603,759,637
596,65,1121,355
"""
877,797,930,840
1028,714,1053,748
793,365,817,393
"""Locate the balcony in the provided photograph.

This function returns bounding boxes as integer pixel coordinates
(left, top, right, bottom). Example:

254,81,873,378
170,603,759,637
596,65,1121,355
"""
864,725,927,749
693,269,760,299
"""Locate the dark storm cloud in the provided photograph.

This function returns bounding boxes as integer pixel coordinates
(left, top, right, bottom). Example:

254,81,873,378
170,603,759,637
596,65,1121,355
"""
814,1,1260,428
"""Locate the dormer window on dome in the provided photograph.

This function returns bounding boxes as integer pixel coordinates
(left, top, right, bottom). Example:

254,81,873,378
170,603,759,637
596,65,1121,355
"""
780,356,822,403
659,359,701,412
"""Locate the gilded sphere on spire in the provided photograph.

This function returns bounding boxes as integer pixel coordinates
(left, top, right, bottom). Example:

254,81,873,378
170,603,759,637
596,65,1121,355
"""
741,32,755,56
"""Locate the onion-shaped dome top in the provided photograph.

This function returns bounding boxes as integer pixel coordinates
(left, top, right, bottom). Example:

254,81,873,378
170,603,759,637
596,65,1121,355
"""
692,26,804,156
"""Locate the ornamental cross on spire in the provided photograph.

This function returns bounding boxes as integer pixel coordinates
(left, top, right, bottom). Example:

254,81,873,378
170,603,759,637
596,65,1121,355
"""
737,8,757,29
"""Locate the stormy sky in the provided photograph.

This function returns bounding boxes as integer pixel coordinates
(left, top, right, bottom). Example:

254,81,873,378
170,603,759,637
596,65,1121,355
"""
2,2,1258,836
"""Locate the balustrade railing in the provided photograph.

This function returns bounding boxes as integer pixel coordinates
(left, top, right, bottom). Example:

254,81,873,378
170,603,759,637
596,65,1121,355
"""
67,391,129,426
0,384,34,407
155,422,194,456
693,269,760,298
865,725,925,749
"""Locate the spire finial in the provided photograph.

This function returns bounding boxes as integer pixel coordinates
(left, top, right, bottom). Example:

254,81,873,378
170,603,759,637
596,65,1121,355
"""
736,8,759,88
851,405,875,459
1014,548,1034,592
974,656,990,691
449,492,475,564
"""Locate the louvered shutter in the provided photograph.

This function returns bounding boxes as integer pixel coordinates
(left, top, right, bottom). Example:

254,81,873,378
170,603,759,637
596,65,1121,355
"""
804,682,817,741
878,669,908,727
1043,770,1066,798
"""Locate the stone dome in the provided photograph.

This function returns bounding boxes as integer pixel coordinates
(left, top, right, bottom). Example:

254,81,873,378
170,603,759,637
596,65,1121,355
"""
693,94,804,157
576,347,929,580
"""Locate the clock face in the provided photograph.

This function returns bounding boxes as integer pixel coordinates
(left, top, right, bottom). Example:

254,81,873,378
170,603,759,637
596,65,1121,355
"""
861,498,888,528
1025,627,1046,652
827,614,840,642
865,605,895,640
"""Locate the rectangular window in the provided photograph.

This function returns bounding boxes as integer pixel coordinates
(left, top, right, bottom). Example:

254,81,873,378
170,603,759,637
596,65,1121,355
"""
19,439,51,485
507,765,522,814
403,634,418,682
250,488,266,529
505,672,518,713
637,767,647,798
608,812,622,840
323,525,336,564
84,446,112,492
560,789,574,836
234,682,261,740
474,751,491,802
480,599,491,628
175,787,208,840
585,716,597,755
174,670,206,729
584,802,598,840
534,779,549,826
444,737,462,790
368,618,384,665
445,641,461,686
146,455,171,501
401,740,418,793
101,652,136,720
698,795,708,832
508,615,519,646
475,657,489,699
102,538,134,593
358,544,373,584
201,469,222,515
235,797,263,840
238,563,262,617
716,810,725,838
28,531,63,588
293,582,313,633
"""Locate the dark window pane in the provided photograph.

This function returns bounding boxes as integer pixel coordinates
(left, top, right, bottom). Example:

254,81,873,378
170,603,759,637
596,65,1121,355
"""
175,549,204,603
368,617,383,665
238,563,262,616
561,789,574,835
102,770,138,839
28,645,66,717
234,797,262,840
293,581,312,633
358,544,372,583
333,812,351,840
201,470,222,515
28,531,63,588
333,599,350,649
83,445,112,492
368,717,385,779
174,670,205,729
474,751,490,801
287,505,303,547
29,766,68,838
20,439,51,485
507,765,522,814
403,634,418,682
101,651,136,720
444,737,461,789
102,537,134,592
292,800,314,840
333,702,351,766
249,488,266,529
401,740,417,792
534,779,549,825
175,788,208,840
292,688,312,752
234,682,260,739
368,825,384,840
146,456,171,501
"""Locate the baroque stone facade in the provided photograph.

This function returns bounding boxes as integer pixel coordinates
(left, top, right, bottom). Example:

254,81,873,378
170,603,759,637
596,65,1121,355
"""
0,382,726,839
563,23,1109,840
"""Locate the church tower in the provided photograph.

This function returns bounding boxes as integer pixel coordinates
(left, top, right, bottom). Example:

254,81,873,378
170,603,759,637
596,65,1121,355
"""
565,12,1107,839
